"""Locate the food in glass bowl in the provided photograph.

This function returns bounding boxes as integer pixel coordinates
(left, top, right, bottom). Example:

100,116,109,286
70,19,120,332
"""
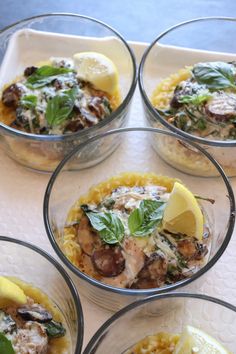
152,61,236,141
83,293,236,353
125,325,231,353
0,14,136,172
0,236,84,353
62,172,211,289
0,53,120,135
44,128,235,310
0,276,69,353
139,18,236,177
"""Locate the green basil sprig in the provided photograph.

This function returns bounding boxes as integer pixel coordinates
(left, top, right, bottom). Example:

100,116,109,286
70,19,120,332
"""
128,200,166,237
26,65,73,89
178,93,212,106
0,333,15,354
44,320,66,338
192,62,236,90
81,205,125,244
45,88,77,128
20,94,37,109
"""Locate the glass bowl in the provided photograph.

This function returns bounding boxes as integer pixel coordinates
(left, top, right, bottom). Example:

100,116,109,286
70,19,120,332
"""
0,13,136,172
43,127,235,311
0,235,84,353
83,293,236,353
139,17,236,177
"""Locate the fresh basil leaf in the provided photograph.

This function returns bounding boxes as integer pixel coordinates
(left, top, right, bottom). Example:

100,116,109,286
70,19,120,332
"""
197,118,207,130
192,62,236,90
0,333,15,354
20,95,37,109
128,200,166,237
127,207,143,234
45,88,77,128
85,211,108,232
26,65,73,88
83,209,125,244
44,320,66,338
99,213,125,244
178,94,211,106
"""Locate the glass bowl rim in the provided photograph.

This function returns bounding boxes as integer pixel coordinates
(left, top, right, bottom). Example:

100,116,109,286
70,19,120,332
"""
43,126,235,296
138,16,236,147
0,234,84,354
83,291,236,354
0,12,137,142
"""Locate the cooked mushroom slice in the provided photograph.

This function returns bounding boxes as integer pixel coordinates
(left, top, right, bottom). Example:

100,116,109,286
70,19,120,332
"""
24,66,38,77
92,245,125,277
177,239,207,261
205,92,236,122
14,321,48,354
17,304,52,323
177,239,197,260
0,310,16,334
132,253,168,289
77,216,102,256
104,238,145,288
2,83,24,108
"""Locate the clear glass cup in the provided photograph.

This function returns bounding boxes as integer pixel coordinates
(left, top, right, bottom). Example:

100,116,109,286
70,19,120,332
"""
0,235,84,353
0,13,136,172
43,127,235,311
139,17,236,176
83,293,236,353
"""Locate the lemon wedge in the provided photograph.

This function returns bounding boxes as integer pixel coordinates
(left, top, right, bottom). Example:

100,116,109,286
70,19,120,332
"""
0,276,27,307
73,52,119,94
163,182,203,240
174,325,231,354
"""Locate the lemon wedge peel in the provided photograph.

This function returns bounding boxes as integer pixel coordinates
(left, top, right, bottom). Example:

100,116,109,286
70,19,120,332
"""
163,182,204,240
0,276,27,307
73,52,119,95
173,325,231,354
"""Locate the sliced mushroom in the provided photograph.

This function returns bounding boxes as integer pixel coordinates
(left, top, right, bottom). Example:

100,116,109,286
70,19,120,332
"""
2,83,23,108
80,107,99,126
92,245,125,277
77,216,102,256
177,239,207,261
0,310,16,334
88,97,104,118
65,118,84,132
24,66,38,77
177,239,197,260
131,253,168,289
17,304,52,323
205,92,236,122
14,321,48,354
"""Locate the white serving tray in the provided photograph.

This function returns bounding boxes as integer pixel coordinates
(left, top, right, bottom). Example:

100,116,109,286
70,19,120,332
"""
0,40,236,348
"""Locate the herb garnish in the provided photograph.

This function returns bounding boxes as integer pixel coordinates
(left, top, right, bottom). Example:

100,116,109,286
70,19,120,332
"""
128,200,166,237
192,62,236,90
45,88,77,128
20,95,37,109
0,333,15,354
44,320,66,338
26,65,73,89
81,205,125,244
178,93,212,106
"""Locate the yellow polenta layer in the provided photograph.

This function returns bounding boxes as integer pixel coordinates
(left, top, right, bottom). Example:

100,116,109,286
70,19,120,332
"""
125,332,180,354
151,67,192,109
8,277,71,354
62,172,179,268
